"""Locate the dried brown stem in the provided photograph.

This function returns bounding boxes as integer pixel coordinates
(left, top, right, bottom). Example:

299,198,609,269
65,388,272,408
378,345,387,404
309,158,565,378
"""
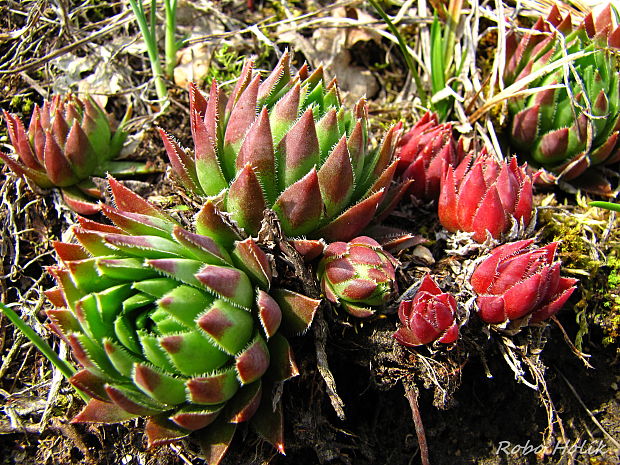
404,382,430,465
259,210,346,420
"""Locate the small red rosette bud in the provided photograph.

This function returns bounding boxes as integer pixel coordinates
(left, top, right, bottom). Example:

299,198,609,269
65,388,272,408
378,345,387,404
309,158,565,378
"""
438,149,536,242
470,239,578,324
393,275,458,347
396,112,463,202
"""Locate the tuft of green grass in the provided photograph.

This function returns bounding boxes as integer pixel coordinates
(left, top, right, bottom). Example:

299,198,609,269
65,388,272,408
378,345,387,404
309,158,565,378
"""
203,44,245,88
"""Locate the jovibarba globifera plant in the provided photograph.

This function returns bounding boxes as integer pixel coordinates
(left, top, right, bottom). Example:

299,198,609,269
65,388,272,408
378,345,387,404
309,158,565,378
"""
505,5,620,182
44,176,320,462
1,94,153,214
159,51,406,241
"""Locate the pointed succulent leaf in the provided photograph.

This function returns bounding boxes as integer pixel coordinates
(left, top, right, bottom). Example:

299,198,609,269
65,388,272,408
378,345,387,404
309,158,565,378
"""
251,387,285,455
265,333,299,382
69,369,109,401
318,136,355,217
159,331,229,376
277,108,321,191
132,363,188,405
187,366,240,405
172,226,232,266
315,190,384,242
170,403,224,431
195,264,253,308
105,384,167,416
273,168,323,237
235,334,270,385
271,288,320,335
159,128,201,193
222,380,262,423
235,107,277,202
256,290,282,338
227,164,267,235
231,238,272,290
145,416,192,448
60,187,101,215
103,338,143,377
195,200,242,249
196,298,254,355
270,83,301,144
72,398,140,424
108,177,171,220
195,417,237,465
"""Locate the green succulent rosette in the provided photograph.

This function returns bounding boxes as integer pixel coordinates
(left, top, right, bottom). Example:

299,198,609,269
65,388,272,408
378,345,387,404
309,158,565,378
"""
160,52,406,241
505,5,620,182
2,94,152,214
44,177,320,461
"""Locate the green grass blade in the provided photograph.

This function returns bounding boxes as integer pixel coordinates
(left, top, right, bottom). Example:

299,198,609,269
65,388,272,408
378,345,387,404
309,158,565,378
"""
128,0,168,103
590,201,620,213
0,302,90,402
430,14,446,95
367,0,427,106
164,0,179,78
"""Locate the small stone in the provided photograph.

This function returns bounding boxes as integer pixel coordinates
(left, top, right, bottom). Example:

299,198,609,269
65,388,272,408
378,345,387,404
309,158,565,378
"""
411,245,435,265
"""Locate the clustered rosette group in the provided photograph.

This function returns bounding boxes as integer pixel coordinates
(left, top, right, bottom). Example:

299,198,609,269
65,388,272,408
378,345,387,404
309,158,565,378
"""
0,18,592,462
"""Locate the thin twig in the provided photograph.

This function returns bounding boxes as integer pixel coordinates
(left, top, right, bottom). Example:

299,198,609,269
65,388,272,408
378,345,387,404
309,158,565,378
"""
404,383,430,465
0,10,133,75
556,369,620,450
550,316,593,368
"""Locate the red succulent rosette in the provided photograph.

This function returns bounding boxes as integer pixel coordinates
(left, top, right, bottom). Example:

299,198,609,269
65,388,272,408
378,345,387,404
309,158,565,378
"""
470,239,578,324
438,149,536,242
393,275,458,347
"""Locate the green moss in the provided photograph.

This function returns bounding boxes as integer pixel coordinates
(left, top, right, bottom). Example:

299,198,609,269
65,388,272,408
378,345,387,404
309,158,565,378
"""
538,196,617,349
10,95,34,115
597,252,620,347
202,44,245,90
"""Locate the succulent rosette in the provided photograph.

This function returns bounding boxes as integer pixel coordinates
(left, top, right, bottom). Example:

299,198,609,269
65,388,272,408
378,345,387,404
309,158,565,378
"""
1,94,151,214
396,112,463,202
160,52,405,241
44,177,320,460
438,149,536,242
318,236,398,318
469,239,578,325
393,275,458,347
505,5,620,181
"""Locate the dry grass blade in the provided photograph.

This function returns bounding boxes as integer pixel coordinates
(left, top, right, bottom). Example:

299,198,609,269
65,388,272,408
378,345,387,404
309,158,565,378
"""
469,49,594,123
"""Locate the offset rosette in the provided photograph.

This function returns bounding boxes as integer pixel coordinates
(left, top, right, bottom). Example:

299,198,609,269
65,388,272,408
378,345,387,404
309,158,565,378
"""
396,112,463,202
438,149,536,243
318,236,398,318
160,52,405,241
44,177,320,461
470,239,578,325
505,5,620,181
1,94,151,214
394,275,458,347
